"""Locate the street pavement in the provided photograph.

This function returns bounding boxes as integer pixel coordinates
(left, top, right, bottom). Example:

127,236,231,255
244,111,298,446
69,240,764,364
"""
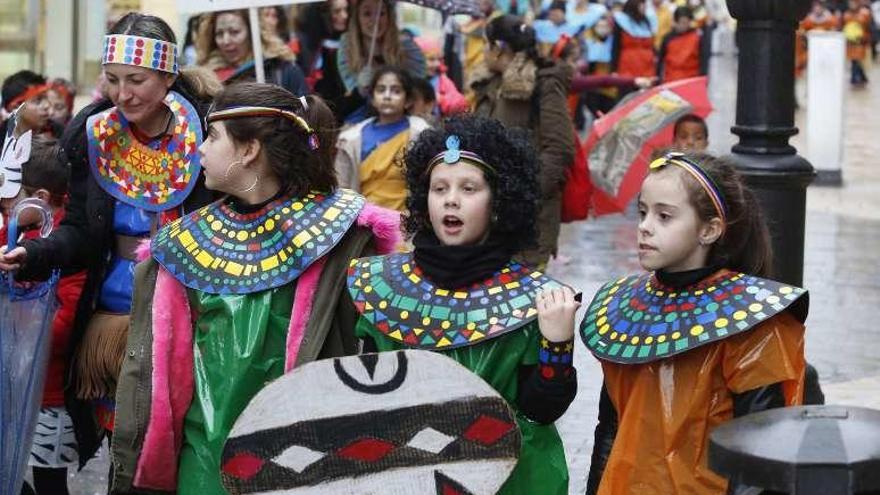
61,51,880,494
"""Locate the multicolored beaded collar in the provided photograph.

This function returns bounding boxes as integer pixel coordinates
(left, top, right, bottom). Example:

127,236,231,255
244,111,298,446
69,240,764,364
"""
102,34,178,74
580,270,808,364
87,91,201,212
152,188,365,294
348,253,565,349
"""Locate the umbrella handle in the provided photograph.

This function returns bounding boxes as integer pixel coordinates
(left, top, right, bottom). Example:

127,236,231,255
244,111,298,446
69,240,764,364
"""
6,198,53,253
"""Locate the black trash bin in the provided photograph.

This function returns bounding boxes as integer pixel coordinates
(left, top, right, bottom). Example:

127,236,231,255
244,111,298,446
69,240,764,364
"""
709,405,880,494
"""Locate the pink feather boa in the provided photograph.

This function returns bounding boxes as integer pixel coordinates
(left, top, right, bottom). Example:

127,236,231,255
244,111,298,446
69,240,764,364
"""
131,202,399,490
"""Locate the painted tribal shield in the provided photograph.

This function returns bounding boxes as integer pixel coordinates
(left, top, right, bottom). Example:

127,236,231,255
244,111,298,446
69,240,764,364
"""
221,350,521,494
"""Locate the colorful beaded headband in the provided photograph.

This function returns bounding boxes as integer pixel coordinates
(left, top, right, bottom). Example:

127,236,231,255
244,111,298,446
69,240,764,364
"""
207,106,320,151
649,152,727,223
102,34,179,74
425,135,496,177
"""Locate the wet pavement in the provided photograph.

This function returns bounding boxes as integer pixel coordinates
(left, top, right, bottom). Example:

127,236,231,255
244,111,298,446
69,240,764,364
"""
61,47,880,495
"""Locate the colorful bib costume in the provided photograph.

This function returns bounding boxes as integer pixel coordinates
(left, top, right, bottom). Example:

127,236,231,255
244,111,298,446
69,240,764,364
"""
146,189,371,494
580,269,808,494
349,253,571,494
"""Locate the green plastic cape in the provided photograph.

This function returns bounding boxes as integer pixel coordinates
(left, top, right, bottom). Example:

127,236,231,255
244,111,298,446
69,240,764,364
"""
177,284,294,494
356,316,569,495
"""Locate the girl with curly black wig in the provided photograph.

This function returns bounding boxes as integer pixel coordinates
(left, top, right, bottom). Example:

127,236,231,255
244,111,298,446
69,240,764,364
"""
347,114,579,494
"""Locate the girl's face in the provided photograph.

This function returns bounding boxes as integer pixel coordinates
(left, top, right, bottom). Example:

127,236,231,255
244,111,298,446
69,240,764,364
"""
200,121,245,194
260,7,280,30
331,0,350,32
358,0,389,41
371,73,408,121
425,52,443,76
637,169,716,272
103,64,174,128
594,19,611,38
15,93,51,134
428,161,493,246
215,13,251,66
46,89,70,125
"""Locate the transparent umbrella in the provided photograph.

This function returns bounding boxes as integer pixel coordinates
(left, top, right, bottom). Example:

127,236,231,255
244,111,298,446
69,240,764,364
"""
0,198,58,494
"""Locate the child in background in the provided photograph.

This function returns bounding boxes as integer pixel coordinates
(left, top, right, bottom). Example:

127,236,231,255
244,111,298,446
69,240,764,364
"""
672,113,709,151
46,78,76,128
413,36,468,116
0,139,86,495
843,0,872,86
1,70,55,139
657,6,708,82
335,66,431,211
410,77,439,123
581,152,807,494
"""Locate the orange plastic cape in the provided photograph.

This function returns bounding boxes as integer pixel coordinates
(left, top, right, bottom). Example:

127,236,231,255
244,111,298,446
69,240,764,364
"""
598,311,806,495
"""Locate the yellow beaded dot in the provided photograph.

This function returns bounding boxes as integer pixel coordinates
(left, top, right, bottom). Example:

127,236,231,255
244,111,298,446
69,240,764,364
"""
597,316,608,327
467,322,476,330
292,202,304,211
226,230,236,239
619,333,628,342
631,336,640,345
210,220,222,231
364,286,373,293
657,335,667,343
599,324,610,335
779,286,793,294
400,310,409,319
282,207,290,214
766,295,780,305
235,231,247,241
257,226,265,234
733,310,748,320
672,331,682,340
378,301,388,309
715,318,729,328
489,317,499,325
749,303,763,313
690,325,704,336
598,307,608,316
610,331,618,340
441,321,451,329
265,218,276,231
644,336,654,344
422,317,431,326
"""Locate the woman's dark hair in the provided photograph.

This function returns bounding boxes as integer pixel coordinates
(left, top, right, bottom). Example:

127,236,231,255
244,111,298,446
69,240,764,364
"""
404,114,540,251
212,82,339,197
2,70,47,112
486,15,539,60
654,152,773,277
623,0,649,26
368,66,414,113
184,15,201,48
108,13,221,102
411,77,437,103
22,138,69,207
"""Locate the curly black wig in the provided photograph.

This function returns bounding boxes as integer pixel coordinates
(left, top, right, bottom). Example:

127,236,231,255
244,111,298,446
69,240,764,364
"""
404,114,540,251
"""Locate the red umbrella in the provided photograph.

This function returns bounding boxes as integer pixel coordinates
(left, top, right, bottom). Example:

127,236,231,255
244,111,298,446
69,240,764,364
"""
583,76,712,216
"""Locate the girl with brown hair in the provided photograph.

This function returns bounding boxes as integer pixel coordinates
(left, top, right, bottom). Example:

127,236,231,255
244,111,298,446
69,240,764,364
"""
196,9,308,95
580,152,809,494
111,83,400,494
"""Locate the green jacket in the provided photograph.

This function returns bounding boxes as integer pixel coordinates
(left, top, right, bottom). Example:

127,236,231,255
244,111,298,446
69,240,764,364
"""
111,226,377,493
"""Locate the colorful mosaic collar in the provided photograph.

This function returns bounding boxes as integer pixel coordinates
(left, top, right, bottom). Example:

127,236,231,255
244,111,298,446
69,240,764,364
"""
152,189,365,294
103,34,179,74
348,253,565,349
580,270,808,364
87,91,202,212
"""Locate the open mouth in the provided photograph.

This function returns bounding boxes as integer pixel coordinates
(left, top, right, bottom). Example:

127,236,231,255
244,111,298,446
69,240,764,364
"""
442,216,463,233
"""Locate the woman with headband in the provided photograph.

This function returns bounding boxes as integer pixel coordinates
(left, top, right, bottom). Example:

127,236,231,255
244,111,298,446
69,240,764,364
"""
112,83,399,493
579,152,808,495
348,115,579,494
0,12,218,474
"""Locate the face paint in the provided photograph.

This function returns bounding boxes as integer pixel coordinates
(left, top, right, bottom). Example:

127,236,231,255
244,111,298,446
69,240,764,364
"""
221,350,520,493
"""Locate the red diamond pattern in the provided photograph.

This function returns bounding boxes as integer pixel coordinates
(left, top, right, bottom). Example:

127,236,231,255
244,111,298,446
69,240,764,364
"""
222,451,265,480
337,437,396,462
463,415,514,446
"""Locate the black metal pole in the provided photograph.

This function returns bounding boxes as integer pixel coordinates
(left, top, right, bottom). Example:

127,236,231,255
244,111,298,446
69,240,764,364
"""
725,0,815,287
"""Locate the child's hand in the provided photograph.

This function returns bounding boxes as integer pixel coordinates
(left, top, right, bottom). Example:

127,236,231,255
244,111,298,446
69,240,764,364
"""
536,287,580,343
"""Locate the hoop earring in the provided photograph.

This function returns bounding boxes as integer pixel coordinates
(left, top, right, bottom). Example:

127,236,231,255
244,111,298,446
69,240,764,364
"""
237,175,259,194
224,160,242,181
